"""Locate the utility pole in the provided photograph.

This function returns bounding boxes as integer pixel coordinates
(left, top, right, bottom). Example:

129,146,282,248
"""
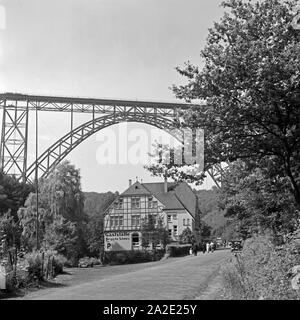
35,106,39,250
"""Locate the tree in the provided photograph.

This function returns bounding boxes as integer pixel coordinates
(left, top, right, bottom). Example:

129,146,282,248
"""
147,0,300,207
84,191,118,218
220,160,299,240
141,215,169,250
84,215,104,259
0,212,21,261
18,161,87,260
42,215,78,260
199,221,212,240
179,227,195,244
40,160,86,223
0,172,32,218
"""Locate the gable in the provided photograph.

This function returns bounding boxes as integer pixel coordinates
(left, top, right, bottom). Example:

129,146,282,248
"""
121,181,151,196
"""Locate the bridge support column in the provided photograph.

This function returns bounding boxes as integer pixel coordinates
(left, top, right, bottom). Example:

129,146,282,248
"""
0,98,29,182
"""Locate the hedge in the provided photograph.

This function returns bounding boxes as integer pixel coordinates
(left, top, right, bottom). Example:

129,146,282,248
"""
104,249,165,265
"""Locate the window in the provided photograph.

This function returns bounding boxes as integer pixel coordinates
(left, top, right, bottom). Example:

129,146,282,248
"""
110,216,123,228
131,215,140,227
110,216,117,228
168,229,172,236
118,216,123,227
167,215,172,222
114,198,123,209
148,197,158,209
183,218,190,226
131,197,140,209
132,233,139,246
173,214,177,220
173,225,178,236
117,198,123,209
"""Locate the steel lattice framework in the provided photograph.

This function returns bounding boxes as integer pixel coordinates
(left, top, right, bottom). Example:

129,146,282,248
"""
0,92,226,187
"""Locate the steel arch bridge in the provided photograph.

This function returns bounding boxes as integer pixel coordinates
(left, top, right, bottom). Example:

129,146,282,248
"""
0,92,225,187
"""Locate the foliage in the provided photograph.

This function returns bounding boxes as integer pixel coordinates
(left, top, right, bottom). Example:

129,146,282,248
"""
104,249,165,265
42,215,78,260
144,142,206,185
166,244,191,257
221,235,300,300
192,188,230,240
140,214,169,250
84,215,104,257
146,0,300,208
179,227,195,244
81,191,118,259
0,172,32,218
39,160,86,223
220,160,299,239
0,211,21,257
18,161,87,262
199,221,212,239
195,187,221,215
84,191,118,218
21,250,67,284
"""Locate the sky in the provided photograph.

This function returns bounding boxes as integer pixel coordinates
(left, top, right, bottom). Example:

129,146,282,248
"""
0,0,224,193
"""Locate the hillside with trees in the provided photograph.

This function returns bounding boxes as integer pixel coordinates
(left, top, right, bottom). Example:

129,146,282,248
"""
194,188,230,239
83,191,118,218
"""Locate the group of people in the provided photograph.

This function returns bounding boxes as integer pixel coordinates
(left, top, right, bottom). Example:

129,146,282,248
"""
190,241,216,256
203,241,216,253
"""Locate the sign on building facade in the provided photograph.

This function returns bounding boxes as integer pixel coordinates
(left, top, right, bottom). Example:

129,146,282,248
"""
104,231,132,251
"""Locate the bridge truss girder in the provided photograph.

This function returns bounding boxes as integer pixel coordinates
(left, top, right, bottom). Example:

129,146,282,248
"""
0,93,227,188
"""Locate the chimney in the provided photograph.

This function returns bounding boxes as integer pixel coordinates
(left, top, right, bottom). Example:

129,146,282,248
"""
164,175,168,193
129,179,132,187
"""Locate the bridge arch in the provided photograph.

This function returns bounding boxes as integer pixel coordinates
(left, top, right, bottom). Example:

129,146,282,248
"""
25,113,183,182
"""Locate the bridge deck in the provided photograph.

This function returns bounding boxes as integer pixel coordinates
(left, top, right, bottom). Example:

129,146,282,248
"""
0,93,199,114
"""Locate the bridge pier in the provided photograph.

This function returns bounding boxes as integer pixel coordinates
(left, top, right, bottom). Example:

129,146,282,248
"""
0,98,29,182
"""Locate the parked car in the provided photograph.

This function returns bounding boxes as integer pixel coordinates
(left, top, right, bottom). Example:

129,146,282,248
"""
78,257,94,268
230,240,243,252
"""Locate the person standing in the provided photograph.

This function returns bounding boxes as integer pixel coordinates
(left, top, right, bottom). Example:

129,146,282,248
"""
210,241,214,253
192,243,198,256
206,242,210,253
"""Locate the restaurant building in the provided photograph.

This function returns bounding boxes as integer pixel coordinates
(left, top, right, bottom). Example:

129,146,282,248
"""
104,179,198,252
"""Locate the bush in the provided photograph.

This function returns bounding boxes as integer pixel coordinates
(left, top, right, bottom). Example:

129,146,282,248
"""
221,235,300,300
24,251,44,282
22,250,67,283
51,253,67,275
89,257,101,265
104,250,165,265
166,244,191,257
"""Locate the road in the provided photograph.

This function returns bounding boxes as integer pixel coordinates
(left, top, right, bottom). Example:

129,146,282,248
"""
12,250,230,300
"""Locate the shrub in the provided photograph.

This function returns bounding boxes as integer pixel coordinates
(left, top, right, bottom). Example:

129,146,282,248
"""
104,250,165,265
50,253,67,275
89,257,101,265
221,235,300,300
22,250,67,283
166,244,191,257
24,251,44,282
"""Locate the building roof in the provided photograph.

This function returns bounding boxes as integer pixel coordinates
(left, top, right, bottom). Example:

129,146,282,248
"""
121,181,197,218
